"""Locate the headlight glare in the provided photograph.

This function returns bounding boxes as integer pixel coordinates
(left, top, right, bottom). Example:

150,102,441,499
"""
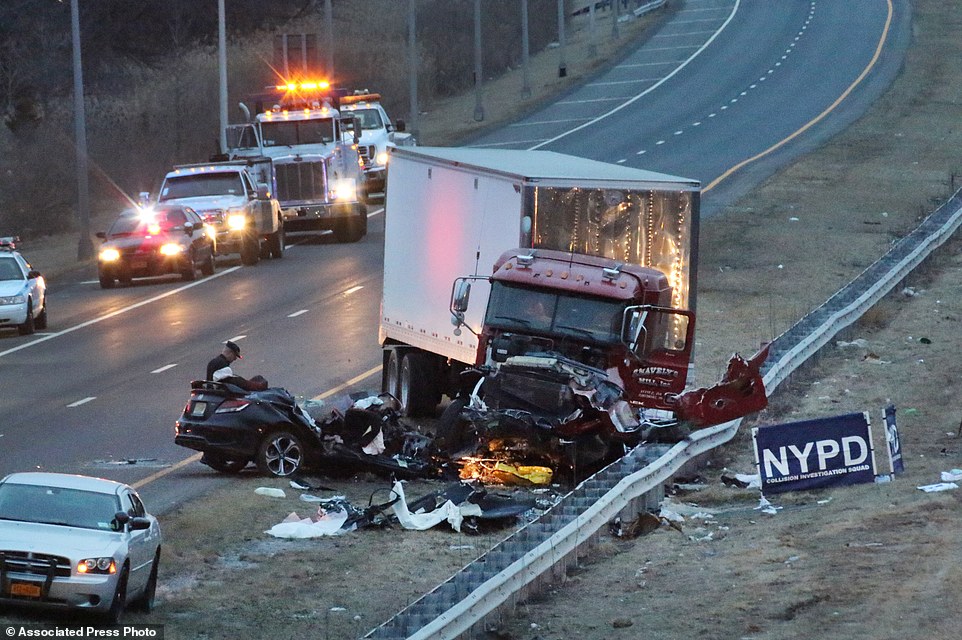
160,243,183,256
227,213,247,230
99,248,121,262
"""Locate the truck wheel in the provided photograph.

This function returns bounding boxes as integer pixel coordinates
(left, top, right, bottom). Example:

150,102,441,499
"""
334,212,367,243
399,352,437,417
240,235,260,266
384,349,401,397
269,226,285,259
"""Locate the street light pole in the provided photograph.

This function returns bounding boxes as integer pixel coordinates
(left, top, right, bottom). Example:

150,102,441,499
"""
473,0,484,121
557,0,567,78
521,0,531,98
325,0,334,77
70,0,92,260
408,0,419,139
218,0,228,154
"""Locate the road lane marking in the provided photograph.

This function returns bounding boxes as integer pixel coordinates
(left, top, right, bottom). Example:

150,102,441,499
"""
0,266,243,359
288,309,309,318
67,397,96,407
530,0,740,150
151,364,178,374
311,365,382,401
343,285,364,295
705,0,893,192
229,334,247,342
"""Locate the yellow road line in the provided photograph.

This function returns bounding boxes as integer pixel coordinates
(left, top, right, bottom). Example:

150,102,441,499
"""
134,364,382,489
705,0,893,193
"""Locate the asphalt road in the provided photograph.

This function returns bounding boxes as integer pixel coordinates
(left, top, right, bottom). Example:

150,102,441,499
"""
0,0,908,514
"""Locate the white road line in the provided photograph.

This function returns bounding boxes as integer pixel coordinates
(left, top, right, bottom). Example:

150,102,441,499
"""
509,117,591,127
530,0,740,151
652,30,719,38
367,207,385,217
151,364,178,374
229,334,247,342
586,79,659,86
67,397,96,408
343,285,364,295
288,309,309,318
557,97,630,105
0,266,243,359
618,61,684,68
471,138,549,148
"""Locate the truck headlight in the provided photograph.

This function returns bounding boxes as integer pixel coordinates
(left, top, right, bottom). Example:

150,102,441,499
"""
331,179,357,202
227,213,247,230
376,151,388,166
160,243,184,256
99,248,121,262
0,294,25,305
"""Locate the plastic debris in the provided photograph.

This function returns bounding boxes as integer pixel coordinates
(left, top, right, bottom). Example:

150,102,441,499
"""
756,496,781,514
917,482,958,493
941,469,962,482
254,487,286,498
836,338,869,349
266,508,349,538
388,480,481,532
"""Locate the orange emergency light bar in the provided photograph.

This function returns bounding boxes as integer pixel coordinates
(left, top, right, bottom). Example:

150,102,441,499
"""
340,93,381,105
275,80,330,92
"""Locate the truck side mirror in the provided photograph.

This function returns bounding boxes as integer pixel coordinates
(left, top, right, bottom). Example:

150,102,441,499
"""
255,185,270,200
452,279,471,313
352,117,361,145
395,119,406,133
96,231,107,240
623,308,649,356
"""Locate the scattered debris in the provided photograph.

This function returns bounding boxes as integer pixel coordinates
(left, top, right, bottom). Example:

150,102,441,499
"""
917,482,958,493
255,487,286,498
611,618,634,629
836,338,869,349
940,469,962,482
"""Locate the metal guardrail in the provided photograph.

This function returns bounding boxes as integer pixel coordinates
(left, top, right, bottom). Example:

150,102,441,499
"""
365,187,962,639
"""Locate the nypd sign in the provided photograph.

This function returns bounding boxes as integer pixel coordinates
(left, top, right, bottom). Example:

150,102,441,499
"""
752,412,878,494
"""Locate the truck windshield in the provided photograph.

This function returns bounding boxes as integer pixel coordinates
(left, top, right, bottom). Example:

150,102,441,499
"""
261,118,335,146
160,174,245,200
485,283,623,344
349,108,384,130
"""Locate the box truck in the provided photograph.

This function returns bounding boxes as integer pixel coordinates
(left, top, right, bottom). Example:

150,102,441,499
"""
380,147,767,469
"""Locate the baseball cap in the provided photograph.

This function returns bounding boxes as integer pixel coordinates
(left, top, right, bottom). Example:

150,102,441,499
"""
225,340,242,358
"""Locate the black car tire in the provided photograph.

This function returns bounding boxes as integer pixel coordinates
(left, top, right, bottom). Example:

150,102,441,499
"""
384,349,401,397
98,272,115,289
202,453,249,474
256,430,305,477
181,251,197,281
35,300,47,330
132,549,159,613
436,398,471,454
17,300,35,336
201,249,215,276
333,211,367,243
105,565,129,624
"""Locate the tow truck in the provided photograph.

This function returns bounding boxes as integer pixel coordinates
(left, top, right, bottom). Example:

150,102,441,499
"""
225,80,368,243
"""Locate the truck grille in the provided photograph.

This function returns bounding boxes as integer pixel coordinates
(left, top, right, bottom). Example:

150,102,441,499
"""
0,551,72,577
275,161,326,203
358,145,375,164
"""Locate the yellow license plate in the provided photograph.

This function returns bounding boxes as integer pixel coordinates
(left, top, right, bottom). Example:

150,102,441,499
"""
10,582,41,598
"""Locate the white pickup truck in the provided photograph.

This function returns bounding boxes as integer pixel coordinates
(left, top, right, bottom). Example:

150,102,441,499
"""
338,92,416,203
157,160,284,265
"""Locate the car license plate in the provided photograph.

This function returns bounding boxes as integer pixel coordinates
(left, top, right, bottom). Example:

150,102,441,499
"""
190,401,207,417
9,582,41,598
130,258,148,269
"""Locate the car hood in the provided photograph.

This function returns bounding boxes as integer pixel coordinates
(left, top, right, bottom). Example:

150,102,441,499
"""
0,279,26,297
0,520,120,557
100,235,181,249
160,195,246,211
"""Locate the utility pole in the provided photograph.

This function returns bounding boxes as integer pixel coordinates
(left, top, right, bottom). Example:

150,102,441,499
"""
408,0,419,139
218,0,227,154
325,0,334,77
70,0,92,260
521,0,531,98
473,0,484,121
612,0,620,40
588,2,597,58
557,0,567,78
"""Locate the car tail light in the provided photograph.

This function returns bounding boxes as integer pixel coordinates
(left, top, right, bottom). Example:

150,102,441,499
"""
215,399,251,413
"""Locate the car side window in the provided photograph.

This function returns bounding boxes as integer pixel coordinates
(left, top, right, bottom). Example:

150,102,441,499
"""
166,210,187,228
129,492,146,518
119,491,135,516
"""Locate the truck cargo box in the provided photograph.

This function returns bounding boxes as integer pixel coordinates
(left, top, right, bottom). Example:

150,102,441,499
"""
380,146,700,366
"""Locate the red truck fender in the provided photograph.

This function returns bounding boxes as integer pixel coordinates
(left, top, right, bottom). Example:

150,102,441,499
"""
674,344,770,428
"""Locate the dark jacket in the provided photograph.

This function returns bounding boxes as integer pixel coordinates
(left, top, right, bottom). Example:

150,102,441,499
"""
206,354,231,380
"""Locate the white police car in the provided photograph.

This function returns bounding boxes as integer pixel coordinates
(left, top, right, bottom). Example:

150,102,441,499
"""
0,472,162,623
0,236,47,335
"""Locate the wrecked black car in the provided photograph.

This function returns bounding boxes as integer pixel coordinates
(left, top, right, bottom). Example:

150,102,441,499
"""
175,381,442,478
